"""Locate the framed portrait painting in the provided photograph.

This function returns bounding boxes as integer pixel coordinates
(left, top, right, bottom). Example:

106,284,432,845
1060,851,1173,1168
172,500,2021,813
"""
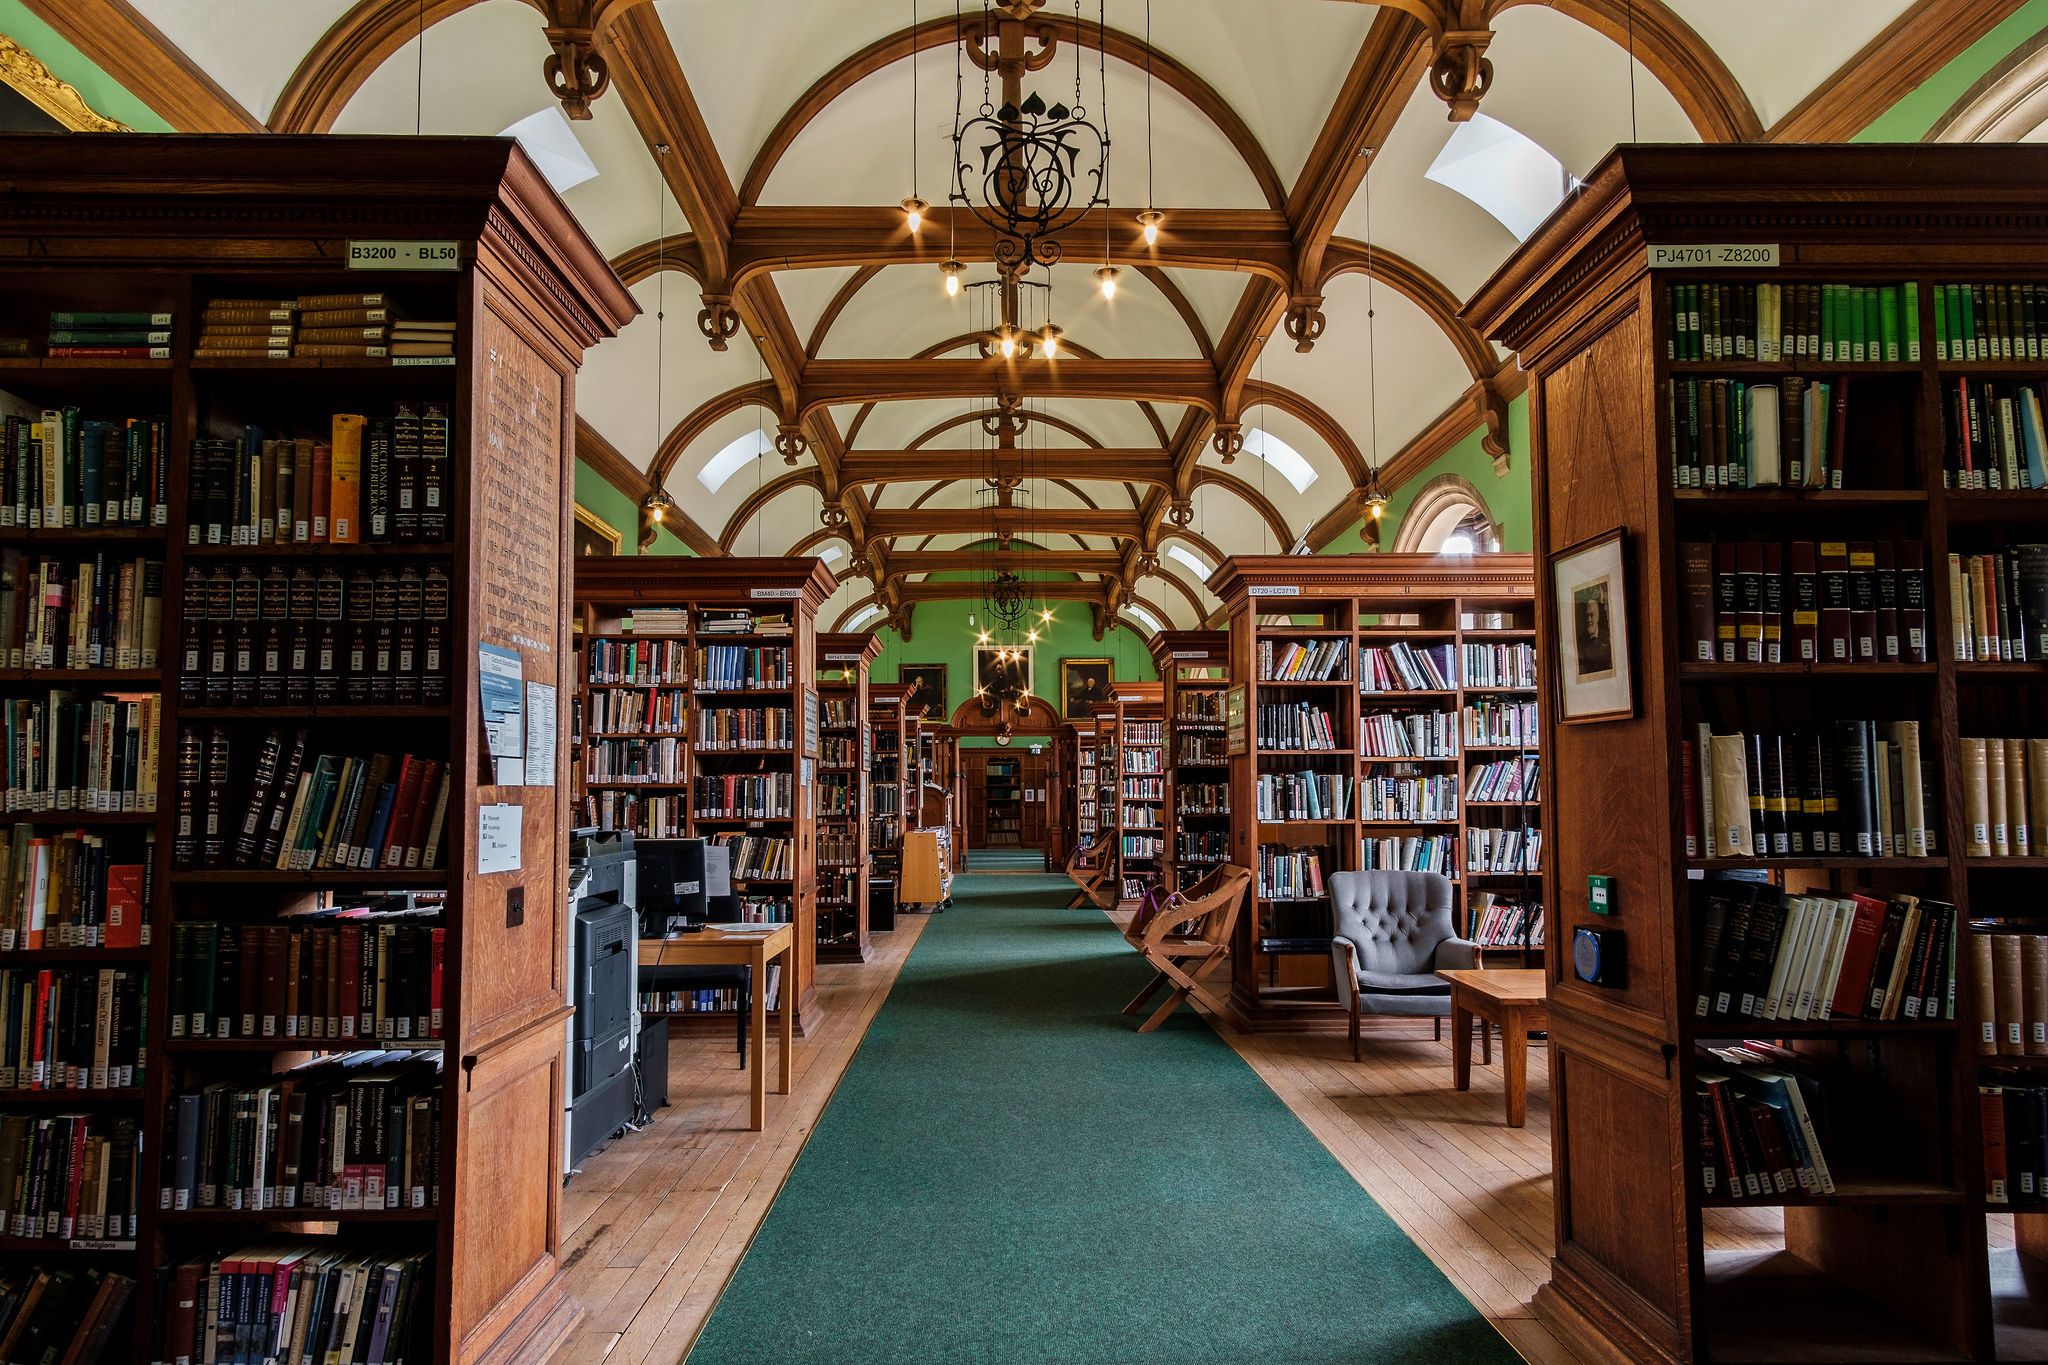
1059,658,1113,718
1551,527,1635,723
899,664,948,718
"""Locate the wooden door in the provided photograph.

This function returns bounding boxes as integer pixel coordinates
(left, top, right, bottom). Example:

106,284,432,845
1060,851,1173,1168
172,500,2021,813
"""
1020,753,1049,846
961,750,990,847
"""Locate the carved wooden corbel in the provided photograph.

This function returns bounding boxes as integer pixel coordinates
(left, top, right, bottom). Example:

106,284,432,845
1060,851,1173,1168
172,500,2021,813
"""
774,424,808,466
1209,423,1243,464
697,294,740,351
1283,295,1327,353
1477,375,1511,474
1429,28,1493,122
536,0,634,119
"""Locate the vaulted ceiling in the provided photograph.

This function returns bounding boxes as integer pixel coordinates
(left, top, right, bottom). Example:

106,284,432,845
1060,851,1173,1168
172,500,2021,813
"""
33,0,2023,636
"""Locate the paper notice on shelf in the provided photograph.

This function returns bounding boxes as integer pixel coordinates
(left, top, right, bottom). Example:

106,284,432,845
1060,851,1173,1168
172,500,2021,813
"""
478,643,524,783
524,682,557,787
478,804,522,874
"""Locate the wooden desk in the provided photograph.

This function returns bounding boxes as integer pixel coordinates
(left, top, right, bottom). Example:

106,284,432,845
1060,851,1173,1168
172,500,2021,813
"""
640,924,795,1131
1437,968,1548,1128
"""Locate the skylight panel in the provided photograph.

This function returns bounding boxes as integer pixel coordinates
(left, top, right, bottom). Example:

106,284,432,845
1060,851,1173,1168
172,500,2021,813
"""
1121,604,1162,633
500,108,600,195
844,604,883,630
1424,113,1575,242
819,544,845,565
1242,427,1317,494
697,429,777,493
1165,544,1212,579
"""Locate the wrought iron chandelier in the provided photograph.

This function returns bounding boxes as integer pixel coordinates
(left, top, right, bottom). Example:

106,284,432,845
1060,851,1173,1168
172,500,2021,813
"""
950,0,1110,276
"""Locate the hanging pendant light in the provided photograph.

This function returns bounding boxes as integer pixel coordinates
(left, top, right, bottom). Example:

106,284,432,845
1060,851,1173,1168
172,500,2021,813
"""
1094,264,1120,299
1039,321,1062,358
1137,0,1161,246
941,258,964,295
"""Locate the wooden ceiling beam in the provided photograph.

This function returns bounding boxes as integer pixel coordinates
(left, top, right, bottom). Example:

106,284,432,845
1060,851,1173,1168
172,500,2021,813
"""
1772,0,2026,142
22,0,262,131
575,417,721,555
798,358,1221,421
896,579,1106,604
866,507,1143,539
839,451,1176,487
888,550,1124,576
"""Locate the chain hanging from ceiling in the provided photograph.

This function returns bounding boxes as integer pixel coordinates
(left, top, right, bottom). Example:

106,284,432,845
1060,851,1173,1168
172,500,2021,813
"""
952,0,1109,277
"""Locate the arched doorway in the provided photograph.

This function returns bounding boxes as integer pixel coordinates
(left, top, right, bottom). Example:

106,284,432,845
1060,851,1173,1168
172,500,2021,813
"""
948,696,1066,869
1391,473,1504,554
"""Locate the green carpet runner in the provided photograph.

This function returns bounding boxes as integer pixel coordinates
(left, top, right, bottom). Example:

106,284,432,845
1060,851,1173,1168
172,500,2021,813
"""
686,873,1519,1364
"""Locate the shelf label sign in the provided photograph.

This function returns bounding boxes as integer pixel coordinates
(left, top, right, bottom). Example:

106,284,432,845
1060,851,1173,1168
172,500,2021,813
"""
1171,649,1210,658
824,652,860,662
1647,244,1779,270
348,239,461,271
751,587,803,599
1247,585,1300,598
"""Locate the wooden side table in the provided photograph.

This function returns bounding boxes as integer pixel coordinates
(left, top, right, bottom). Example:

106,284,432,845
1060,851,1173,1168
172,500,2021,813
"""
1437,968,1549,1128
641,924,796,1130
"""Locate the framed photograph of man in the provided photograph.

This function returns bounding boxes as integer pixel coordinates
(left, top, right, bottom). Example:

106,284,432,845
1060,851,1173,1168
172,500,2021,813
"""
899,664,948,718
1060,658,1114,718
973,646,1031,703
1551,527,1634,723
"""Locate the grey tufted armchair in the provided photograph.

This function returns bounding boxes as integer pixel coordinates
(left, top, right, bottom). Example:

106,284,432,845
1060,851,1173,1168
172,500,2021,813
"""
1327,870,1476,1060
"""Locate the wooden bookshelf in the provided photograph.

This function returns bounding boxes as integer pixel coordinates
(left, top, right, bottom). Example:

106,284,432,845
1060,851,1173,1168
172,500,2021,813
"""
1466,144,2048,1365
1153,631,1231,892
816,631,881,963
0,136,634,1364
1089,682,1164,903
867,683,908,899
571,557,836,1034
1208,555,1535,1030
1064,715,1102,863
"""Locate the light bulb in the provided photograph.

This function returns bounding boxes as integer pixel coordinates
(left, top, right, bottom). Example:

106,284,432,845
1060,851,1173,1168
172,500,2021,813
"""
1039,324,1061,359
1137,209,1162,246
901,196,927,233
941,259,963,296
1039,608,1054,623
1095,265,1120,299
998,328,1017,359
1026,629,1039,643
649,505,664,523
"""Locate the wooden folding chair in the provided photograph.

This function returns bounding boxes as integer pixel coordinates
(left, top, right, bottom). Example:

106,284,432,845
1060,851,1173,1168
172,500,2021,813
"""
1065,829,1118,909
1121,864,1251,1032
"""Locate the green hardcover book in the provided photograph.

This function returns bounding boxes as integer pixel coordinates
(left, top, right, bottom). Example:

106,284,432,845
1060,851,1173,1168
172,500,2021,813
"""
1666,283,1678,360
47,311,170,328
1946,284,1964,360
1704,285,1720,361
1968,283,1984,360
1880,286,1900,363
2027,284,2040,362
1933,283,1948,360
1821,284,1836,362
1903,281,1919,362
1732,380,1749,489
1683,283,1699,361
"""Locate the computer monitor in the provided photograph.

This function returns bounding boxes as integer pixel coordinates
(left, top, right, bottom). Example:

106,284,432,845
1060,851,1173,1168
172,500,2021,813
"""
636,838,707,938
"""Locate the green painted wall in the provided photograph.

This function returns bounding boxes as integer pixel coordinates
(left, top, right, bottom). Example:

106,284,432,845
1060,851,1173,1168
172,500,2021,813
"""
870,596,1157,747
574,461,693,556
0,1,174,131
1321,392,1533,555
1855,0,2048,142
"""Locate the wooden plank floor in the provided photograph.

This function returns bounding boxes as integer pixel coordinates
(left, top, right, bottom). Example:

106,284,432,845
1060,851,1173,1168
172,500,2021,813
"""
549,914,931,1365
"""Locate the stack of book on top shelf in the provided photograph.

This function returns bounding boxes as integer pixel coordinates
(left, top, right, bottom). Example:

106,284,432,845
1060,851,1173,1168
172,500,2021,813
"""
45,309,173,360
194,293,456,361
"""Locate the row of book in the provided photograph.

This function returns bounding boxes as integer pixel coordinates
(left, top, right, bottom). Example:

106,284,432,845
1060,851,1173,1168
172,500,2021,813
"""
2,692,161,816
158,1247,428,1365
1125,722,1164,746
43,306,174,360
1975,932,2048,1057
1465,827,1539,874
816,774,853,818
1981,1081,2048,1207
1464,700,1537,748
583,738,682,785
173,729,449,873
1123,804,1162,831
1468,893,1543,949
1173,695,1226,723
1257,638,1348,682
0,552,163,670
1255,772,1352,822
1691,880,1955,1023
819,736,858,767
1120,835,1163,860
1949,547,2048,662
582,686,686,736
1460,643,1537,690
1121,777,1163,798
1667,377,1841,490
1257,703,1340,752
1255,845,1326,901
1684,721,1937,860
167,915,442,1044
1362,834,1457,877
0,1112,142,1241
1930,282,2048,362
695,645,790,691
0,966,147,1090
0,827,148,950
1962,737,2048,858
1361,710,1457,758
197,292,453,358
699,608,791,636
180,562,453,709
638,965,784,1014
586,637,688,685
1178,830,1227,864
1122,748,1163,774
188,406,451,547
1176,782,1228,815
1467,756,1537,804
0,407,170,530
1681,539,1932,667
695,707,792,751
819,696,860,726
1361,775,1458,823
1360,643,1452,693
1694,1042,1835,1201
1943,379,2048,490
575,791,683,839
160,1051,441,1213
1663,281,1920,366
693,774,792,820
716,833,792,881
0,1267,132,1365
817,831,858,866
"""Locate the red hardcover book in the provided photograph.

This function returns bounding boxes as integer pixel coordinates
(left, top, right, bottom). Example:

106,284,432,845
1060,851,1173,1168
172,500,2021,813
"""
1788,541,1820,663
102,863,145,949
258,925,287,1038
1848,541,1878,661
1829,893,1890,1019
30,970,51,1087
402,759,444,868
1818,540,1853,662
340,924,363,1041
380,756,424,869
1983,1086,2011,1204
307,929,328,1041
237,923,262,1040
430,927,445,1038
61,1115,87,1237
1761,541,1785,664
309,441,331,542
